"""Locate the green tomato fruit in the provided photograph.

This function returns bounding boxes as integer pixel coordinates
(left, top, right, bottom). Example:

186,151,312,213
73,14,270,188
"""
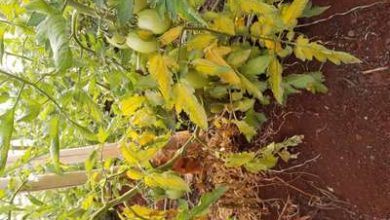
137,9,171,34
126,32,157,53
133,0,148,13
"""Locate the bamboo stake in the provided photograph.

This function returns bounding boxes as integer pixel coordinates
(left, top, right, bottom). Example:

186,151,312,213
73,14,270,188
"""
0,131,192,191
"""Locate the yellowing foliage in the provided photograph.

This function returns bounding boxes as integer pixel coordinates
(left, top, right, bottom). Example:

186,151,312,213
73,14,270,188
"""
281,0,309,28
294,35,361,64
239,0,276,15
205,45,240,85
120,95,145,116
187,33,217,50
148,53,173,100
160,25,183,45
268,58,284,104
174,82,208,130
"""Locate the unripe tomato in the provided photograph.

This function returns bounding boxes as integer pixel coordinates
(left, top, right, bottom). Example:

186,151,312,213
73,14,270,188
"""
126,32,158,53
137,9,171,34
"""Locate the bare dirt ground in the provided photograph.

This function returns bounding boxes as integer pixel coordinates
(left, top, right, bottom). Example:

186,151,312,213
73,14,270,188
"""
255,0,389,219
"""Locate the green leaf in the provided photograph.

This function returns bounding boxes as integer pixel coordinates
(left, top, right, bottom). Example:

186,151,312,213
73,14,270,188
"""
174,0,207,26
144,171,190,192
176,200,190,220
245,110,267,129
114,0,134,26
284,71,328,94
97,127,108,144
27,194,44,206
190,186,228,217
0,92,9,104
239,73,268,104
18,101,41,122
240,54,271,76
37,14,72,71
25,0,53,14
227,49,252,67
233,120,257,142
302,1,330,18
244,154,278,173
49,115,60,172
225,152,256,167
0,109,14,175
0,27,5,64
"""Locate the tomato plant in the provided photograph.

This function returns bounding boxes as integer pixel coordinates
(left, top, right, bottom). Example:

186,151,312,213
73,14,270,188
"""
0,0,359,219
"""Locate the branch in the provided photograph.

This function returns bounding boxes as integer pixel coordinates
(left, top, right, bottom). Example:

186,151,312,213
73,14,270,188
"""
0,69,90,132
89,186,140,220
66,0,115,22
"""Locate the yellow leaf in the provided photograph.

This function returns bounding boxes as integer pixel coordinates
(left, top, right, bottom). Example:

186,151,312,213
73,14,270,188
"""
120,95,145,116
268,58,284,104
294,35,361,64
205,46,240,85
187,33,217,51
139,131,156,146
126,169,145,180
192,59,230,76
144,172,190,191
148,53,173,100
281,0,309,28
123,205,167,220
239,0,276,15
160,25,183,45
120,144,138,165
131,108,157,128
210,15,235,35
120,143,159,166
174,82,208,130
97,127,108,143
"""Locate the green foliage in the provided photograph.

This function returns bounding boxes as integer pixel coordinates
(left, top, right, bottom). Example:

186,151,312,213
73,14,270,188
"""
225,135,304,172
0,109,14,175
0,0,360,218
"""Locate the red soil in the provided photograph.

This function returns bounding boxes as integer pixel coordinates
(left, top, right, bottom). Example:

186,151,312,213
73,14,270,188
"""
257,1,389,219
